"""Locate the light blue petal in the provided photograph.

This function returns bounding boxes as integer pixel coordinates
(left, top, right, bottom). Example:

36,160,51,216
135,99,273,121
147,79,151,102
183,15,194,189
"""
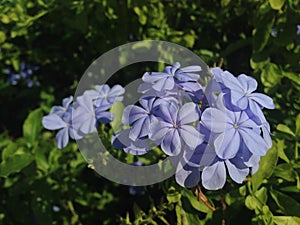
95,84,110,95
83,89,98,99
112,129,131,149
175,72,200,82
109,84,125,97
122,105,146,125
201,108,227,133
129,117,148,141
142,72,167,83
76,95,94,112
237,74,257,93
180,125,204,149
152,77,174,91
180,65,202,73
262,122,272,149
161,129,181,156
175,161,200,188
214,129,240,159
221,71,244,93
239,128,268,156
96,111,114,123
184,143,216,168
247,100,266,125
158,102,178,124
210,67,223,80
178,102,200,124
249,93,275,109
42,114,66,130
234,95,248,110
137,82,152,94
124,138,150,156
50,106,65,116
177,81,202,92
149,119,171,143
56,127,69,149
139,96,155,112
226,160,249,183
201,161,226,190
62,96,73,108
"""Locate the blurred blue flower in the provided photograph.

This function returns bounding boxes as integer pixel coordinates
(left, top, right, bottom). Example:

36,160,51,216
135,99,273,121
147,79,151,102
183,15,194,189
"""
4,62,39,87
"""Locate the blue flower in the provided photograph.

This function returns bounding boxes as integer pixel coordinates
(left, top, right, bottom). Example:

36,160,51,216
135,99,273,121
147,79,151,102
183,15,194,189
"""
201,107,269,159
122,96,156,141
150,102,203,156
42,96,80,148
5,62,39,87
140,62,201,93
176,124,261,190
84,84,125,107
201,144,260,190
72,94,114,135
220,71,275,110
112,129,151,155
210,69,275,124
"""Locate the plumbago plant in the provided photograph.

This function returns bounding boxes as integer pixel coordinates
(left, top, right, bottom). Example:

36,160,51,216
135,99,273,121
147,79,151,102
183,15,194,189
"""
41,62,279,223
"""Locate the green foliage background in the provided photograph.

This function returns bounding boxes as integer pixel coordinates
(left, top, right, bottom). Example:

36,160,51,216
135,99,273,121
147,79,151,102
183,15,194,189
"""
0,0,299,224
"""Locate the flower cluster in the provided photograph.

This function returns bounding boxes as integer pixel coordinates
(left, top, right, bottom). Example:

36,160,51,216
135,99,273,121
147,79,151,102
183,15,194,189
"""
42,62,275,190
4,62,40,87
42,84,125,148
112,63,275,190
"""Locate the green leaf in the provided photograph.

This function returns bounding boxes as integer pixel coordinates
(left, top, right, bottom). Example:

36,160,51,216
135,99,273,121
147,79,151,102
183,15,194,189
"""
277,139,289,163
110,101,124,133
252,140,279,191
253,13,275,52
281,71,300,85
274,216,300,225
181,198,203,225
255,187,268,205
270,189,300,217
245,195,262,210
23,108,43,143
260,63,282,87
2,142,19,161
274,163,296,182
181,189,212,213
167,186,181,204
175,204,182,225
277,124,295,137
221,0,231,7
0,31,6,43
133,6,147,25
296,114,300,137
0,149,33,177
269,0,285,10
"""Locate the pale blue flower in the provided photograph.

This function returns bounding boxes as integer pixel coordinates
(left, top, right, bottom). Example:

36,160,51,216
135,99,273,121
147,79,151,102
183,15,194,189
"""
150,102,203,156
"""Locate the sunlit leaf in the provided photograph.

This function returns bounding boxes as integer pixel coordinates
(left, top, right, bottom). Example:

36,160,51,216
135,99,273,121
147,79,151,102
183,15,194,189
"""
23,108,43,144
269,0,285,10
252,140,279,192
